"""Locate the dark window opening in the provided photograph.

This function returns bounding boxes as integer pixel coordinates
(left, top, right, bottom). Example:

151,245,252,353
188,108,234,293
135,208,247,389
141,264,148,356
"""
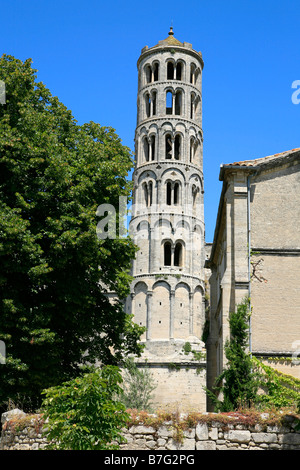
167,62,174,80
176,62,182,80
174,135,181,160
175,91,182,115
150,135,155,161
152,91,157,115
153,63,159,81
143,183,148,206
149,181,153,206
166,182,172,205
144,137,149,162
164,242,172,266
165,134,172,159
174,242,183,267
145,93,150,118
145,65,152,84
174,182,179,205
190,94,195,119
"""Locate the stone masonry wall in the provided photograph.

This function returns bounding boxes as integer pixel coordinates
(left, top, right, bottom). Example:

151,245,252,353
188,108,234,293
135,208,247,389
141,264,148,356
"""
1,409,300,450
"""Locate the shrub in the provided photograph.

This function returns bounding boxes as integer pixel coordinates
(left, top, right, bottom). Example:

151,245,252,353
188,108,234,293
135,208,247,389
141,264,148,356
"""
41,365,129,450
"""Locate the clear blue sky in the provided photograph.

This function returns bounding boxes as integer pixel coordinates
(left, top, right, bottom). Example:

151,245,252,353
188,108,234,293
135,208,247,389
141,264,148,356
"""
1,0,299,242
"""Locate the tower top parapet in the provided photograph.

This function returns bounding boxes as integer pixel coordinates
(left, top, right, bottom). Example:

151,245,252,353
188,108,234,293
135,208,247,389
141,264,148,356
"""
139,28,204,68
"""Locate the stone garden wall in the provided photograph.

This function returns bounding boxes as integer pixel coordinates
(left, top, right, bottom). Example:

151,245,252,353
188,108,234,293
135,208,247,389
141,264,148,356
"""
1,408,300,450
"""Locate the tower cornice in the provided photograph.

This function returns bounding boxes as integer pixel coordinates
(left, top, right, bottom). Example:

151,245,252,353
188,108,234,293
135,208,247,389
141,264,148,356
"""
137,44,204,70
135,116,203,135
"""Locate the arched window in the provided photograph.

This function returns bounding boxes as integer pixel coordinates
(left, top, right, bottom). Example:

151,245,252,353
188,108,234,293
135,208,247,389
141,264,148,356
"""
143,181,153,207
175,91,182,115
163,241,184,267
166,181,181,205
149,181,153,206
143,183,148,206
167,61,174,80
166,182,172,205
149,135,155,161
190,93,195,119
143,137,149,162
174,134,181,160
152,91,157,115
176,62,182,80
153,62,159,81
166,91,173,114
165,134,172,159
145,63,160,84
174,182,180,205
145,92,151,118
190,63,196,84
164,242,172,266
192,184,198,209
145,64,152,84
190,137,198,163
174,242,183,267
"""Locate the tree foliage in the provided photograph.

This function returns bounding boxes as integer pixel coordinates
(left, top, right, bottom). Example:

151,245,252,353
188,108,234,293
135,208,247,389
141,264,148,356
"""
119,357,156,411
42,365,129,450
0,55,143,408
208,298,259,412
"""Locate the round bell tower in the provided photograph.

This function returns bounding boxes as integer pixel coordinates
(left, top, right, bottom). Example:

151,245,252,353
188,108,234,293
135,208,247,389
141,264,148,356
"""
127,28,207,411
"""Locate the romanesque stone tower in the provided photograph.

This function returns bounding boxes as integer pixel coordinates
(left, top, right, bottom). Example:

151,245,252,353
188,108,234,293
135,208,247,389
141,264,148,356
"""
127,28,207,411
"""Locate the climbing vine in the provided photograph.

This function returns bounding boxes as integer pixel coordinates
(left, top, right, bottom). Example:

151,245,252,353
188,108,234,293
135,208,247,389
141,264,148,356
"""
252,357,300,410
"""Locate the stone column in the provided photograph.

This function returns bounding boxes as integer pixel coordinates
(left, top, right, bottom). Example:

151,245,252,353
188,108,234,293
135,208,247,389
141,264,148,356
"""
146,290,153,340
189,291,194,335
170,289,175,339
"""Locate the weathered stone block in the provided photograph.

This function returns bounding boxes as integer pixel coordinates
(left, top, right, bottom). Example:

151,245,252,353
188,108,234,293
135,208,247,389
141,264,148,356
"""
227,430,251,443
182,438,196,450
281,433,300,445
131,425,155,435
195,423,208,440
157,425,173,438
252,432,277,444
196,440,216,450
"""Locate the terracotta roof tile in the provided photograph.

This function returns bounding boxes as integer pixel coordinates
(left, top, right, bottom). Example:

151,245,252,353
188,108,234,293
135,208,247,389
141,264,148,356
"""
227,147,300,167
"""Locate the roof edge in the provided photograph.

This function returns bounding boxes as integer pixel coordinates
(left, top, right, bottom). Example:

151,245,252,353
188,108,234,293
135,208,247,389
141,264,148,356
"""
219,148,300,181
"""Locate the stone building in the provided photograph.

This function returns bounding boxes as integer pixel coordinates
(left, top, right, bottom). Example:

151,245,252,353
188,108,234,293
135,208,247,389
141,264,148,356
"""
126,28,207,411
205,148,300,407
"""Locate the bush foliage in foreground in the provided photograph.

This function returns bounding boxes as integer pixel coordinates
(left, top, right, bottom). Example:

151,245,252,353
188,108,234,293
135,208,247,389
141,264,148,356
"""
41,366,129,450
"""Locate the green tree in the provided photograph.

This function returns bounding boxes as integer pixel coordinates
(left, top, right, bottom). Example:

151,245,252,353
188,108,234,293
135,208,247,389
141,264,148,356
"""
0,55,143,409
208,298,259,411
119,357,156,411
42,365,129,450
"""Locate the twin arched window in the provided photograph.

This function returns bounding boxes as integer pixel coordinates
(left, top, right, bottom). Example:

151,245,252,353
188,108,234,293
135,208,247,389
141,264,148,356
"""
143,135,156,162
167,61,183,81
165,133,181,160
164,241,184,267
166,90,182,115
190,137,199,163
190,63,199,85
145,63,159,84
145,91,157,118
190,92,196,119
143,181,153,207
166,181,181,206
